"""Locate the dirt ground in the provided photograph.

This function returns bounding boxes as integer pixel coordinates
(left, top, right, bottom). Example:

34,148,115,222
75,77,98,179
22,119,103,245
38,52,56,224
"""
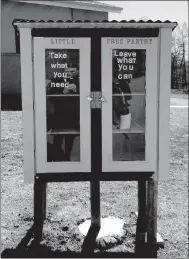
1,94,188,258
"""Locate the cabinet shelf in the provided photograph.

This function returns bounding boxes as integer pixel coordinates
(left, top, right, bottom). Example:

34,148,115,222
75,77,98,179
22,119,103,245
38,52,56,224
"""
46,94,80,97
47,129,80,135
113,120,145,134
113,93,145,96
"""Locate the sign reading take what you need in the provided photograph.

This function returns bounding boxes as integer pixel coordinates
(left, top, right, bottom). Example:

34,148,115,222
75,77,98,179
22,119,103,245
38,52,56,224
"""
45,48,79,91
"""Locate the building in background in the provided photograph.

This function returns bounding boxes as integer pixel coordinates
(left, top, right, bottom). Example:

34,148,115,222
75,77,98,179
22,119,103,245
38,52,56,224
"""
1,0,122,108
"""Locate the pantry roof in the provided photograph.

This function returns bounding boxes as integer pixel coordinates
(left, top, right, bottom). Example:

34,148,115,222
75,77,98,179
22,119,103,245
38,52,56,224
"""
12,19,177,31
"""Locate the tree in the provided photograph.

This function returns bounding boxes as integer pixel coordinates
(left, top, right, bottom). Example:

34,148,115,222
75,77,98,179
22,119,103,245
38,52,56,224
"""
171,22,188,91
131,18,188,91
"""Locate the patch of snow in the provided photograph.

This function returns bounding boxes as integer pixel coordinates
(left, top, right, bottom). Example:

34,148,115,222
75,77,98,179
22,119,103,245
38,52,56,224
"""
78,217,125,239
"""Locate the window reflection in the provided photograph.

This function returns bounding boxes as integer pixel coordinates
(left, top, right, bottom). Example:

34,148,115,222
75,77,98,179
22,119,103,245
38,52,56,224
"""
113,133,145,161
47,134,80,162
112,49,146,161
45,49,80,162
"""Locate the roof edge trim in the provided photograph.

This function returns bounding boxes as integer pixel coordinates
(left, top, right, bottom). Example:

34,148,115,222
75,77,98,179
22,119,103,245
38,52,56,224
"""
13,22,178,31
11,0,123,13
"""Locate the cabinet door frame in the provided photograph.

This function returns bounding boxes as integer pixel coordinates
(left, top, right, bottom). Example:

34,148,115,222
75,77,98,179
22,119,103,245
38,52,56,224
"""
101,38,158,172
33,37,91,173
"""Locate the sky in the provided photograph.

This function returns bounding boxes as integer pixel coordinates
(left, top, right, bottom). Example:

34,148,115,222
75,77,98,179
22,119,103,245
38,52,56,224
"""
100,1,188,25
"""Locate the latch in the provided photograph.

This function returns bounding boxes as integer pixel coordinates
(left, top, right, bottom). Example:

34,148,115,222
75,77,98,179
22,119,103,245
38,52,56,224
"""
87,92,106,109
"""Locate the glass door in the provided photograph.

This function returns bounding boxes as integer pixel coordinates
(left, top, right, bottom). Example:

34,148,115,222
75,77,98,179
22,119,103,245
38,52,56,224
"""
33,38,91,173
101,38,158,172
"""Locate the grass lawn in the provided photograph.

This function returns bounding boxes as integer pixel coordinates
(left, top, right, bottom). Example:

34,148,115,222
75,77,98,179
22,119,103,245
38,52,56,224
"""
1,96,188,258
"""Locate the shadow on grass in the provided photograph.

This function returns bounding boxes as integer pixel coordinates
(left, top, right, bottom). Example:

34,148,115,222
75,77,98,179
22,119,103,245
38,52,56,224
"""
1,225,157,258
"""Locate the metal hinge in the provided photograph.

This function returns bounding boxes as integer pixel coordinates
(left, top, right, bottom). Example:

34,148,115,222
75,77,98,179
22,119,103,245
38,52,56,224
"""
33,102,35,110
87,92,106,109
32,53,34,62
34,149,36,158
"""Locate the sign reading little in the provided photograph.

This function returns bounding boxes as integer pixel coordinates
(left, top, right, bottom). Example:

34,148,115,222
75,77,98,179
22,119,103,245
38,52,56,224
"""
45,49,79,90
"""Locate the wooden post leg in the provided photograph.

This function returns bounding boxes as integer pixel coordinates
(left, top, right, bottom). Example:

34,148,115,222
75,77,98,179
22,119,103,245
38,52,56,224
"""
82,181,101,254
91,180,101,227
146,178,158,257
135,180,147,256
43,183,47,220
34,177,46,242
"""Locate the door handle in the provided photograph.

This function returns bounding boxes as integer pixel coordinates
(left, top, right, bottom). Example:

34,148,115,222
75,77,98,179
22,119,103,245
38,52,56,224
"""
87,95,93,102
98,96,107,103
87,93,106,108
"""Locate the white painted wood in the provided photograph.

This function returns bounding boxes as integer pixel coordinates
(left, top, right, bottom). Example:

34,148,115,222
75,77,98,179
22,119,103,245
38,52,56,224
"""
33,38,91,173
101,38,158,172
15,22,177,30
158,28,172,180
170,106,188,108
155,35,161,180
20,28,35,183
